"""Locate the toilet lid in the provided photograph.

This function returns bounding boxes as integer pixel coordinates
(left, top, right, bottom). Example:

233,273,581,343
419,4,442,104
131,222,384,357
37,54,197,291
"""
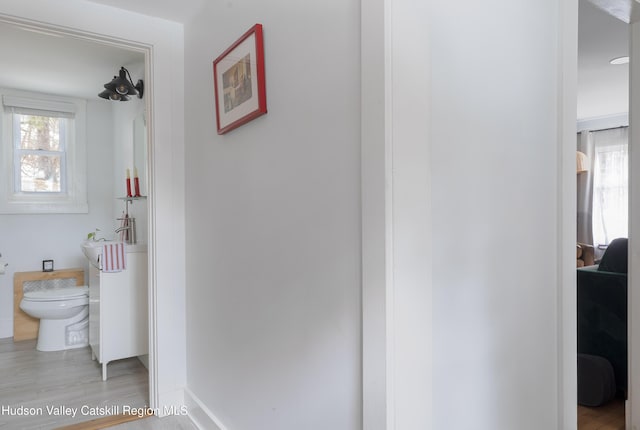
23,286,88,301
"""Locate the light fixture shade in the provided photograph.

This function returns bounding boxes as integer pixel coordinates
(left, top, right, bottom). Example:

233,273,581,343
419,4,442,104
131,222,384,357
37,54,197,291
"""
98,89,130,101
577,151,589,173
610,56,629,65
99,67,143,101
104,68,138,96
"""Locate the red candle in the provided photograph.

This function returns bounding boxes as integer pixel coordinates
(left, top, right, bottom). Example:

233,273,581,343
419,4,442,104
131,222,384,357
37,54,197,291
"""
134,167,141,197
126,168,132,197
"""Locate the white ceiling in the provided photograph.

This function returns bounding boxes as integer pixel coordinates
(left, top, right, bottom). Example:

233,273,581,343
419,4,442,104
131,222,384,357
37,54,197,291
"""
0,22,144,100
0,0,629,120
85,0,206,23
0,0,204,100
578,0,630,120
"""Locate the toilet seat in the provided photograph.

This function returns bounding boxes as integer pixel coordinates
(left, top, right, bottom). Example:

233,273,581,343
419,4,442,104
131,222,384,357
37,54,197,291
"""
23,286,88,302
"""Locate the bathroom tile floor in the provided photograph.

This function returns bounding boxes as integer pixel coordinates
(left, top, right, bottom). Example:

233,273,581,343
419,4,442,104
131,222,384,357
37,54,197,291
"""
0,338,149,429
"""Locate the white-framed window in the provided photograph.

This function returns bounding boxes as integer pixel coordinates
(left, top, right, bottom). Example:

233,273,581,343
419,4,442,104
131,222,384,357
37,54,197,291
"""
592,127,628,247
1,89,87,213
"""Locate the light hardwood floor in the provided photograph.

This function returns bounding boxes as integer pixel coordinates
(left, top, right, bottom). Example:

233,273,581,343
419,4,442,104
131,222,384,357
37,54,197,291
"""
3,336,624,430
578,397,625,430
55,414,197,430
0,338,150,429
109,415,197,430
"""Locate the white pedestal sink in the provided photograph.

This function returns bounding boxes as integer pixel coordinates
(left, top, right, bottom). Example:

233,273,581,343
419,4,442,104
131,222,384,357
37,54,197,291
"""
81,241,146,269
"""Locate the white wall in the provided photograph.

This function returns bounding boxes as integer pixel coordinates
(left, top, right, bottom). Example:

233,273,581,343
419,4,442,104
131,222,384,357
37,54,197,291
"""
363,1,576,429
183,1,361,429
362,0,433,428
111,62,147,245
0,1,579,428
0,100,114,338
428,1,571,429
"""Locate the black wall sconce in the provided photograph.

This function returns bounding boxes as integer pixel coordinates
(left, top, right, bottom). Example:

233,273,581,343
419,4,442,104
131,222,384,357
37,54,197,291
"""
99,67,144,101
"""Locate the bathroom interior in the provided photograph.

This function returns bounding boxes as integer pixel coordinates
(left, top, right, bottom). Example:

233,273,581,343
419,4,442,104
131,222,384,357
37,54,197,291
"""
0,18,151,425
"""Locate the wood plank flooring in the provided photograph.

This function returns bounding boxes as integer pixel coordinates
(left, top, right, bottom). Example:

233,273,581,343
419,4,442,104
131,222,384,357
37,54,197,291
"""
8,335,623,430
109,415,197,430
0,338,149,429
53,410,196,429
55,413,148,430
578,397,625,430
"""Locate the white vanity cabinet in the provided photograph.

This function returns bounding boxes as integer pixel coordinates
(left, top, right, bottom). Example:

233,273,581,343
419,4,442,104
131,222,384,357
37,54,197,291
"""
89,246,148,381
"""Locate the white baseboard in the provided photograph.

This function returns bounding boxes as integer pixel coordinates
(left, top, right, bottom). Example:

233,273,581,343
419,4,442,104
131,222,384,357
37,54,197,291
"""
184,388,228,430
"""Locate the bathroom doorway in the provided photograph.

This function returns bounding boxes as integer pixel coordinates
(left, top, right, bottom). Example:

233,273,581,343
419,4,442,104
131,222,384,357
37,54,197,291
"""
0,16,153,427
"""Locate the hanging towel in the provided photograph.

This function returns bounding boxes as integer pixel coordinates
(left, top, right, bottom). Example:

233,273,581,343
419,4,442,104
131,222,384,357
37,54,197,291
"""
102,242,126,272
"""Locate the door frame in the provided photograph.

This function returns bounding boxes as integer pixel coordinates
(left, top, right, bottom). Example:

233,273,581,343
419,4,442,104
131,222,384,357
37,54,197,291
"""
0,12,160,406
0,4,187,413
361,0,580,428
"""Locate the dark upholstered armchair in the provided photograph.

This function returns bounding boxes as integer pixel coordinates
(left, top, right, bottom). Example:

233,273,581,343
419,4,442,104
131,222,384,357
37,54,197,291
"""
577,238,628,393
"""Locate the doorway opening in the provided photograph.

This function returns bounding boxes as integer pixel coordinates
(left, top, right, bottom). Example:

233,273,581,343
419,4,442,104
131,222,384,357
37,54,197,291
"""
0,13,157,428
576,1,629,428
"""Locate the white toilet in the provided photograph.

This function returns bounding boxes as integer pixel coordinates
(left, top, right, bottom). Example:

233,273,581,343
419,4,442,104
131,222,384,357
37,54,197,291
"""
19,286,90,352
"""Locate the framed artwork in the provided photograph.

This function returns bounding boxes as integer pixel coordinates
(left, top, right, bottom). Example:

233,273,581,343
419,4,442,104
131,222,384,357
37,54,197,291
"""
213,24,267,135
42,259,54,272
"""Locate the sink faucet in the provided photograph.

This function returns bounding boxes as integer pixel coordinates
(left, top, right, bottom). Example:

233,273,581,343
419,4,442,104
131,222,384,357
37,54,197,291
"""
115,217,136,244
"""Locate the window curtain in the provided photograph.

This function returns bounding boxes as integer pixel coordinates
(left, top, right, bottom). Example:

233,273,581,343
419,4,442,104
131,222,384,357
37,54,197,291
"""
577,131,595,246
591,127,628,249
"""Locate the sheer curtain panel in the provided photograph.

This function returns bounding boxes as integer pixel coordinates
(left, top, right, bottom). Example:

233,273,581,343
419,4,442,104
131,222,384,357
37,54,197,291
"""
591,127,628,251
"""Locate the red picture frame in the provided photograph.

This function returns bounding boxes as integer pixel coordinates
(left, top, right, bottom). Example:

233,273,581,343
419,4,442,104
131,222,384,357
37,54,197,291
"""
213,24,267,135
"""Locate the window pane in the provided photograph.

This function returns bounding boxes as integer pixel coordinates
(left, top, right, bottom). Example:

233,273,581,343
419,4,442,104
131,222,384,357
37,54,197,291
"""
19,154,61,192
19,114,61,151
591,128,628,247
